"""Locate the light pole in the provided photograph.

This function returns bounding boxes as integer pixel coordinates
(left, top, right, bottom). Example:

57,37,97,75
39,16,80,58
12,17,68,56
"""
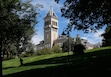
62,28,70,64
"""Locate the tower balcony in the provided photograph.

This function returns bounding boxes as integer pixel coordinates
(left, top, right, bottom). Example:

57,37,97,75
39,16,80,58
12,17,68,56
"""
44,25,58,29
52,25,58,29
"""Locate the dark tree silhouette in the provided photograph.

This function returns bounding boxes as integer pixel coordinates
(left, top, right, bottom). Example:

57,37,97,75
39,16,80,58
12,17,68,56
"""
0,0,42,76
74,44,85,55
55,0,111,32
73,34,86,55
62,37,74,52
102,25,111,46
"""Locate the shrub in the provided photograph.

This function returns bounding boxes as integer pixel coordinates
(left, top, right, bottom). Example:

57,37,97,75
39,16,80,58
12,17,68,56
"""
35,45,62,56
51,45,62,53
35,48,52,56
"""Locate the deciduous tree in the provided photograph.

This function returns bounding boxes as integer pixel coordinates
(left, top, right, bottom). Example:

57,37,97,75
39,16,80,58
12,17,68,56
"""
0,0,42,76
55,0,111,32
62,37,74,52
102,25,111,46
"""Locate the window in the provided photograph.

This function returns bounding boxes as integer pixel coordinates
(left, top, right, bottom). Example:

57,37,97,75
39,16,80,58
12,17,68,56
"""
45,21,50,25
52,21,57,26
56,22,57,26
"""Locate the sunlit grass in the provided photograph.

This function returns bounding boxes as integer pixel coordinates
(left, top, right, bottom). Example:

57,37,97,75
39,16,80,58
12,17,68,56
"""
85,46,111,53
2,46,111,76
3,52,67,68
2,52,68,75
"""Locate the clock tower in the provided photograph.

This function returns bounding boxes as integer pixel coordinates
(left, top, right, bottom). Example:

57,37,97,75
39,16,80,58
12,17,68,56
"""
44,7,58,48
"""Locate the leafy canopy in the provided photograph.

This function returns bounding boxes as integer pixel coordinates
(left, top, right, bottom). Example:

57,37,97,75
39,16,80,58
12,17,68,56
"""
55,0,111,32
102,25,111,46
0,0,42,76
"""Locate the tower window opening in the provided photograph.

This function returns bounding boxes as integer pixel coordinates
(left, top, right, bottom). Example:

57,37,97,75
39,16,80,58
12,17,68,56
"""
52,21,57,26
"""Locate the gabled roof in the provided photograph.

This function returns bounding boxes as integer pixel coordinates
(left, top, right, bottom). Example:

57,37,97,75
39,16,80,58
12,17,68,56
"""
44,7,58,19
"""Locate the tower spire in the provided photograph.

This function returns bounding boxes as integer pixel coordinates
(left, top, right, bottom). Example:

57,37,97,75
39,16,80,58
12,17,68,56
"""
45,6,58,18
50,6,53,16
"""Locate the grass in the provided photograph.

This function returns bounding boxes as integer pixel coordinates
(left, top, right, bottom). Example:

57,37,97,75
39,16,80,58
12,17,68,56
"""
2,52,68,75
2,46,111,77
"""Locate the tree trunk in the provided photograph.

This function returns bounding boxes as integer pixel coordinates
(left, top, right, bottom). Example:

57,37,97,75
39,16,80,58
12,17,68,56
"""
0,52,2,77
0,37,3,77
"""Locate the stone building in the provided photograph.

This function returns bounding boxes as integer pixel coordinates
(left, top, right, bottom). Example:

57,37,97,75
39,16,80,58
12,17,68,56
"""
36,7,60,50
36,7,94,50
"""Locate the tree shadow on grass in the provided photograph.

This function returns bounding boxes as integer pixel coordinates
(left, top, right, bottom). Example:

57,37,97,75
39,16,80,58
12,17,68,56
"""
24,55,69,66
3,66,17,70
3,49,111,77
23,49,111,66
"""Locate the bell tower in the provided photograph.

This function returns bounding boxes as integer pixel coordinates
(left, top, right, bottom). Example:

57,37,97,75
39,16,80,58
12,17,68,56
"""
44,7,58,48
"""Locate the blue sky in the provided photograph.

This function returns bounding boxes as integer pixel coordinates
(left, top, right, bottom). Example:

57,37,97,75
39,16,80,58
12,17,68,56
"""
31,0,105,45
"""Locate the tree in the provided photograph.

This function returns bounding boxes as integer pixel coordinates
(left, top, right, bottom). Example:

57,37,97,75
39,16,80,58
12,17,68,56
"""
55,0,111,32
102,25,111,46
26,42,35,56
51,45,62,53
62,37,74,52
73,34,85,55
0,0,42,76
75,34,81,45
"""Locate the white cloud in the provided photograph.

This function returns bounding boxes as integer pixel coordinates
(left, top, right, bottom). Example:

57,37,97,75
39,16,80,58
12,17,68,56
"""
81,30,104,44
31,0,62,45
31,0,105,45
31,32,43,45
32,0,62,13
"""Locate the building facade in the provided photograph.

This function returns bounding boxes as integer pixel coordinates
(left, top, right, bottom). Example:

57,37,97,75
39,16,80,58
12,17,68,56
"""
36,7,94,50
44,7,58,48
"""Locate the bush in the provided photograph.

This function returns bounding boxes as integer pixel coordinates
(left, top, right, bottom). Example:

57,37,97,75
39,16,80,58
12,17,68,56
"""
35,48,52,56
51,45,62,53
35,45,62,56
73,44,86,55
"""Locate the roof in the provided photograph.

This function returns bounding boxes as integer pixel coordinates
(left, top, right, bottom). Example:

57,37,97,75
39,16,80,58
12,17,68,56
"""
44,7,58,19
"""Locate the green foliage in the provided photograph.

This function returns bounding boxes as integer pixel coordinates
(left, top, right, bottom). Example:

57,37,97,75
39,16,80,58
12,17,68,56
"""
35,45,62,56
75,34,81,45
36,48,52,55
25,43,35,56
2,46,111,76
102,26,111,46
56,0,111,32
62,37,74,52
73,44,85,55
0,0,42,56
51,45,62,53
0,0,42,76
17,45,62,57
2,52,67,75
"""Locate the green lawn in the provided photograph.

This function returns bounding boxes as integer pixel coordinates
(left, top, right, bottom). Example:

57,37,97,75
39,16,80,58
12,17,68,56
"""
3,46,111,77
3,52,69,75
